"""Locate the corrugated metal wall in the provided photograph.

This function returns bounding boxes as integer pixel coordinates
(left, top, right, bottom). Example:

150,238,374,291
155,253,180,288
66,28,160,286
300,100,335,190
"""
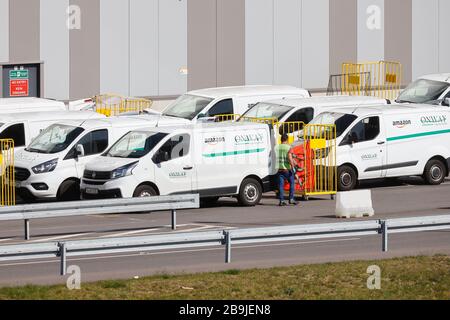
2,0,450,100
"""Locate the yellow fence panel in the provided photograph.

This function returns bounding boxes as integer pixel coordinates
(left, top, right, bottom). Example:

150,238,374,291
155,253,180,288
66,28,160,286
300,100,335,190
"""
302,124,337,198
0,139,15,206
93,94,153,117
341,61,402,100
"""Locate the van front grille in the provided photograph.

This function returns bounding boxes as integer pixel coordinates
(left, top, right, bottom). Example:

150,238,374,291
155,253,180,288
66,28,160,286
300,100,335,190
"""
83,170,111,180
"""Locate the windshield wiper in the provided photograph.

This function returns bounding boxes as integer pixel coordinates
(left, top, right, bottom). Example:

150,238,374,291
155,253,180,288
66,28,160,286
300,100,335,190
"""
25,148,48,154
395,99,414,104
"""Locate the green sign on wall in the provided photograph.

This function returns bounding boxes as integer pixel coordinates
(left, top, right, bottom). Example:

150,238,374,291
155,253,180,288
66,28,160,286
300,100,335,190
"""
9,70,29,80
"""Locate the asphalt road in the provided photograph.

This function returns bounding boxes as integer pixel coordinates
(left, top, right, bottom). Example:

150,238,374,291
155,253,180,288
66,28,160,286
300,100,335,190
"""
0,177,449,286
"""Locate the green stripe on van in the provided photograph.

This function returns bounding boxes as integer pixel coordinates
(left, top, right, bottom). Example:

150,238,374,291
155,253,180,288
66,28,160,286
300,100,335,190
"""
203,148,265,158
387,129,450,142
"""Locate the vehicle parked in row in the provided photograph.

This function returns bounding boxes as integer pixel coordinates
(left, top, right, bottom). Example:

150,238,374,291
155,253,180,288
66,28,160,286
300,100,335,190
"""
14,116,180,202
149,85,311,123
81,122,277,206
0,98,67,113
0,111,105,153
239,95,388,124
310,104,450,191
396,73,450,106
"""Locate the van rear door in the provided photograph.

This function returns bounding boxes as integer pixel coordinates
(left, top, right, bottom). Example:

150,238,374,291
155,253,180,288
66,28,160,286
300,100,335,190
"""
346,115,387,179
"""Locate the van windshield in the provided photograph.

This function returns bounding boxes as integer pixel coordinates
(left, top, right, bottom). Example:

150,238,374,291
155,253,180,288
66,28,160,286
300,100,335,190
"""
310,112,358,138
104,131,168,159
26,124,84,154
396,79,450,104
239,103,293,121
162,94,213,120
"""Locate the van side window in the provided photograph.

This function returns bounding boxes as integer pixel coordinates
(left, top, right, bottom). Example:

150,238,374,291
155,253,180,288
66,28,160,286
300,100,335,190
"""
349,117,380,143
286,108,314,123
0,123,26,147
207,99,234,117
153,134,190,164
77,129,109,156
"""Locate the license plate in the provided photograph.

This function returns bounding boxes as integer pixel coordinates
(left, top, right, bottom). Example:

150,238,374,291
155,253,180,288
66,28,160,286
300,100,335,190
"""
85,188,99,195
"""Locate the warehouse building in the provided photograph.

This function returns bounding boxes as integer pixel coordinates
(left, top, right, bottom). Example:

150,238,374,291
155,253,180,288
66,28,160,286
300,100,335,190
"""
0,0,449,101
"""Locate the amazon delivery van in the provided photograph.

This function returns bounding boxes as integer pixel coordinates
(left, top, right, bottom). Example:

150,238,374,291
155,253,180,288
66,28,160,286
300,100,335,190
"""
14,116,172,202
239,96,388,124
154,85,310,122
81,122,276,206
0,111,105,153
309,104,450,191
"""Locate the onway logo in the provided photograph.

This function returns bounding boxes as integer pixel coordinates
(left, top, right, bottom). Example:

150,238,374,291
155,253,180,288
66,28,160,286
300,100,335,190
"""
421,115,447,126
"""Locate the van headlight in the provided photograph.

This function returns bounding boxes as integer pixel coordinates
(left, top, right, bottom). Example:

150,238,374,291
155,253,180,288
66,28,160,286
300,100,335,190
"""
110,162,139,179
32,159,59,174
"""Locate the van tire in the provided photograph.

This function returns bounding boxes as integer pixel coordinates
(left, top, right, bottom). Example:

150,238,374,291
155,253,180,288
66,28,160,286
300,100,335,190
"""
423,160,446,185
57,180,81,202
337,165,357,191
133,185,157,198
238,178,262,207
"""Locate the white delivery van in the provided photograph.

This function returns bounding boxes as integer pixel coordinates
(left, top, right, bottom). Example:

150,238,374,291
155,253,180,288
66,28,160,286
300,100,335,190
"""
0,111,105,152
240,96,388,124
0,98,67,113
309,104,450,191
156,85,310,122
81,122,276,206
14,116,168,202
396,73,450,105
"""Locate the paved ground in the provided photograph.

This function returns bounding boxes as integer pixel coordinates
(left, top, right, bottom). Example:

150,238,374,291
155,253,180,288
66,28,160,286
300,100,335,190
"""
0,177,449,286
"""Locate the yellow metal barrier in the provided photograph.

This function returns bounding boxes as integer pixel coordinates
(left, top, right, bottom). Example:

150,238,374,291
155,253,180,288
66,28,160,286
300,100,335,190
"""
0,139,15,206
93,94,153,117
215,114,278,125
277,121,306,144
342,61,402,100
302,124,337,198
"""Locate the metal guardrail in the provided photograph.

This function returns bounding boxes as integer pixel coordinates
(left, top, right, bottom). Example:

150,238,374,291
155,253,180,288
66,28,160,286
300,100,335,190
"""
0,195,200,240
0,215,449,276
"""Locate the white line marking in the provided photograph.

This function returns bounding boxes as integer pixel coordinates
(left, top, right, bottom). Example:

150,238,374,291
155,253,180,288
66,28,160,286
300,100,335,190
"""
0,239,12,243
100,228,164,238
0,238,360,268
27,233,93,243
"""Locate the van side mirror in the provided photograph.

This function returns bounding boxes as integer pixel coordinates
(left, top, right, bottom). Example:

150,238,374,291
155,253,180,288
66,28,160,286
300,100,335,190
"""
444,98,450,107
197,113,207,119
340,133,355,146
76,144,85,157
153,150,170,164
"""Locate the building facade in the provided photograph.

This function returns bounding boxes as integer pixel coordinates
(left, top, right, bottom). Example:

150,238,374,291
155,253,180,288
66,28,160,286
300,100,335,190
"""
0,0,449,101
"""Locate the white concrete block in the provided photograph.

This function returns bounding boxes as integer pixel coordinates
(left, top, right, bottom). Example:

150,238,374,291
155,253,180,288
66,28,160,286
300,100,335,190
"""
335,190,375,218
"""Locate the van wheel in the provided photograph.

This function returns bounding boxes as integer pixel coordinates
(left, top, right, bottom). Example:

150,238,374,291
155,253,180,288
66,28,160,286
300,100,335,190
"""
57,180,81,202
238,178,262,207
423,160,446,185
338,166,357,191
133,185,157,197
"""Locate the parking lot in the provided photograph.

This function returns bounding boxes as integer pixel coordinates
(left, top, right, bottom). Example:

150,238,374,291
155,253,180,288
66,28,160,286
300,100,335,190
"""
0,177,449,286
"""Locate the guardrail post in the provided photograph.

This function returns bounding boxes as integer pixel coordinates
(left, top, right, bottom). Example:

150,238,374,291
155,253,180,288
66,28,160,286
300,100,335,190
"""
172,210,177,231
224,231,232,263
24,219,30,240
381,220,388,252
58,242,67,276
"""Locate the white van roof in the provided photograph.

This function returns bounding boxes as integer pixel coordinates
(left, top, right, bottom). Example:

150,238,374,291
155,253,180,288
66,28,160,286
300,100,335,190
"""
0,98,66,110
133,121,270,135
265,95,388,108
57,116,158,130
419,73,450,84
188,85,309,99
0,111,104,123
326,103,450,118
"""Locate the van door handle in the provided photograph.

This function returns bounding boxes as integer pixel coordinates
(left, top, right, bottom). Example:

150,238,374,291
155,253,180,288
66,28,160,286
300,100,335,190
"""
183,166,193,171
377,141,385,145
